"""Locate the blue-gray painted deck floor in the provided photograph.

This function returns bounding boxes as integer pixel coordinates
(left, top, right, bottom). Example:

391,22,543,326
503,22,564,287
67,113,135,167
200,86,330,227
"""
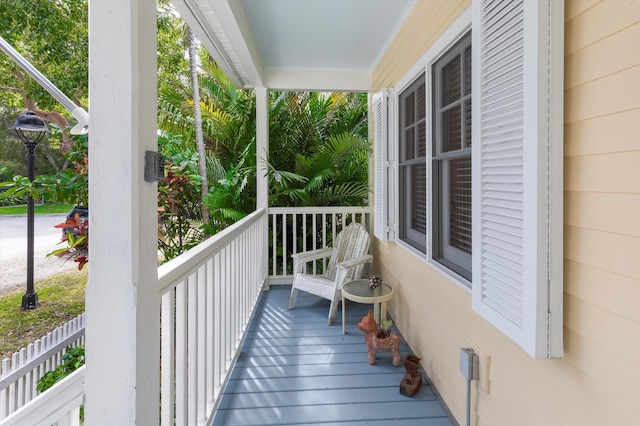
211,285,453,426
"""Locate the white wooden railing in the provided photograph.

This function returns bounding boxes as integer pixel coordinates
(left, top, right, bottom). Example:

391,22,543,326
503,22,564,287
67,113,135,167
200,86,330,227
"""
0,314,85,421
158,208,267,425
0,206,372,425
268,206,371,284
0,366,85,426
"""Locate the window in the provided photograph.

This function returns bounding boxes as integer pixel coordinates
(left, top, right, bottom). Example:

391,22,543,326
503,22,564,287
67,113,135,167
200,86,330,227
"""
386,0,562,359
398,75,427,253
432,32,472,280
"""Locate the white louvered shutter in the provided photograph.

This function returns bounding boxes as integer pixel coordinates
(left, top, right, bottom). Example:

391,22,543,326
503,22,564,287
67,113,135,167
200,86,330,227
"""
373,90,395,241
471,0,563,359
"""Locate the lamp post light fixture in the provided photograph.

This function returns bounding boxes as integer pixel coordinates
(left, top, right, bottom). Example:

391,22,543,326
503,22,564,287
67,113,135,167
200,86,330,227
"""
11,111,50,310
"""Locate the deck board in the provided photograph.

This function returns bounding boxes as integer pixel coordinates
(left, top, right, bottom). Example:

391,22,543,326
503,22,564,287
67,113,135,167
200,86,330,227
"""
211,285,453,425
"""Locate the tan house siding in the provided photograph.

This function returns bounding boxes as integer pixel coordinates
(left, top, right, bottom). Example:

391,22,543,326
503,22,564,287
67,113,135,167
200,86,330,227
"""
371,1,640,425
371,0,469,90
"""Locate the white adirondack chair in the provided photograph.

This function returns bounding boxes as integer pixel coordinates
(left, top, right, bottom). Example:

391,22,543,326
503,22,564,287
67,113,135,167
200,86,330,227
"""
288,222,373,325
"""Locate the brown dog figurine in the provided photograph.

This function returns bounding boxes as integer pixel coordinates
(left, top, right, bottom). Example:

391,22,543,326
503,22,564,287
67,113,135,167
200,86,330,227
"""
357,310,402,366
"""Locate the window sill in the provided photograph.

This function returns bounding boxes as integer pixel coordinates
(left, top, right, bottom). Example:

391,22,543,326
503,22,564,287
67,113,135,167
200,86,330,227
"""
393,239,472,293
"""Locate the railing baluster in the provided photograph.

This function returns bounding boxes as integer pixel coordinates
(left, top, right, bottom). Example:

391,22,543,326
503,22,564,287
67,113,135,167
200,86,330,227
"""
312,213,317,275
187,272,197,424
175,280,187,426
161,291,175,425
271,213,277,277
206,257,214,409
283,213,288,279
293,213,298,260
214,252,221,399
222,245,229,370
197,265,207,423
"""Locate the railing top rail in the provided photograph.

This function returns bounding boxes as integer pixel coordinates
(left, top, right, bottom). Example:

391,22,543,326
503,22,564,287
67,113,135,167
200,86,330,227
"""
268,206,371,214
157,208,266,295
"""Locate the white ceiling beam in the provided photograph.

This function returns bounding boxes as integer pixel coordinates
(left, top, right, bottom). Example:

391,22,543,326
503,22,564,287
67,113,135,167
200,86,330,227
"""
209,0,265,87
264,68,371,92
172,0,265,88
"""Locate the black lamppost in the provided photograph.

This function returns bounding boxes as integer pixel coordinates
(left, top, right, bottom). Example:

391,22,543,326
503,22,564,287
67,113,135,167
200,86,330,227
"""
11,111,49,310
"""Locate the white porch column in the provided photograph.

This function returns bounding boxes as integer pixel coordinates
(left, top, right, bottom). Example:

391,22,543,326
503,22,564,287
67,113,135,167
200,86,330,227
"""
256,87,269,287
87,1,159,424
256,87,269,209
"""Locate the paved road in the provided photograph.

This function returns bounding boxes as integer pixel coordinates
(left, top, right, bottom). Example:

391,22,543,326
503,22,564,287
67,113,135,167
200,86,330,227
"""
0,214,77,294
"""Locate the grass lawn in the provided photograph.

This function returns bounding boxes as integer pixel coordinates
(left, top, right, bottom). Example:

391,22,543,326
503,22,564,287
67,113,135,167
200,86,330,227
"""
0,268,87,360
0,203,74,215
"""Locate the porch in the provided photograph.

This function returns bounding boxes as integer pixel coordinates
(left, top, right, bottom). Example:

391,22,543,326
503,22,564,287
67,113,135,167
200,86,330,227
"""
211,286,451,425
0,207,453,425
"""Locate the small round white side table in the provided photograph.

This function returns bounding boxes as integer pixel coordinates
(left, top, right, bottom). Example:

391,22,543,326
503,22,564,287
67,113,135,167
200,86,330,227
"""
341,279,394,334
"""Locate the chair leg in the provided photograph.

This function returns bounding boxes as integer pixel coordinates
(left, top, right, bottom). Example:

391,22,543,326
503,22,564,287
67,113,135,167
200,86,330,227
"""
288,287,298,310
327,296,340,325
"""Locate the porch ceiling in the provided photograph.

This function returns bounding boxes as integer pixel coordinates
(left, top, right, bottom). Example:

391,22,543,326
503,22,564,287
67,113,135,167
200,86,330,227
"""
171,0,414,91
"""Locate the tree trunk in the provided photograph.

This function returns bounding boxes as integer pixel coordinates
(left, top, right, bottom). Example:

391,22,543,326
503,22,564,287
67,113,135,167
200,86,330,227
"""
188,28,209,225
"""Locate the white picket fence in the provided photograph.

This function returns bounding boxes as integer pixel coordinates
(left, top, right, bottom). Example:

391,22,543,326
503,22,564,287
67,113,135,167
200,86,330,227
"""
0,313,85,420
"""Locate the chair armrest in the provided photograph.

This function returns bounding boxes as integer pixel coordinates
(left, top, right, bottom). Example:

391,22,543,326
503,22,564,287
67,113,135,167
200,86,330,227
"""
291,247,333,263
336,254,373,270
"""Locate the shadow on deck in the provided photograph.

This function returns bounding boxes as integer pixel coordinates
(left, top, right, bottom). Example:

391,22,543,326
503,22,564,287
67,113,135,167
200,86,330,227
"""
211,285,454,425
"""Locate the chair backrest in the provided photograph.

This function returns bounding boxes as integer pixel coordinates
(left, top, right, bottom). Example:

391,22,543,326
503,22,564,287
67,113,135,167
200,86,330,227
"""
325,222,371,281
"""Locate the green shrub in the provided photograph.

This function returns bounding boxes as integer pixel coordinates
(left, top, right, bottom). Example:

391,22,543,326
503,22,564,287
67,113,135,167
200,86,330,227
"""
0,190,25,206
36,345,85,393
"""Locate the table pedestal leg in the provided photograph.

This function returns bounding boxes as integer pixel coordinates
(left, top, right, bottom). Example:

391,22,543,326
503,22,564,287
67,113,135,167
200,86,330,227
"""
372,302,388,324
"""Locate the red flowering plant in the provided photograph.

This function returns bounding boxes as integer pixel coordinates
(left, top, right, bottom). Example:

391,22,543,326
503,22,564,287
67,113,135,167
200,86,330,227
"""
48,212,89,270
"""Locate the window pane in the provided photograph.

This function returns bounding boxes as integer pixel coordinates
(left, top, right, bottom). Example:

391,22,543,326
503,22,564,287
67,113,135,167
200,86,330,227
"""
417,121,426,157
404,128,415,160
417,82,426,118
400,77,426,161
412,163,427,235
442,56,461,106
404,92,415,127
449,157,472,254
464,46,472,96
443,105,462,151
465,100,472,147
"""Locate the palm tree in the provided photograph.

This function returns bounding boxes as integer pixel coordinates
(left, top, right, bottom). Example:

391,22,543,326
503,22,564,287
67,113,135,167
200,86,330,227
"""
266,131,369,207
159,57,256,233
187,28,209,225
266,92,369,207
158,60,369,233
